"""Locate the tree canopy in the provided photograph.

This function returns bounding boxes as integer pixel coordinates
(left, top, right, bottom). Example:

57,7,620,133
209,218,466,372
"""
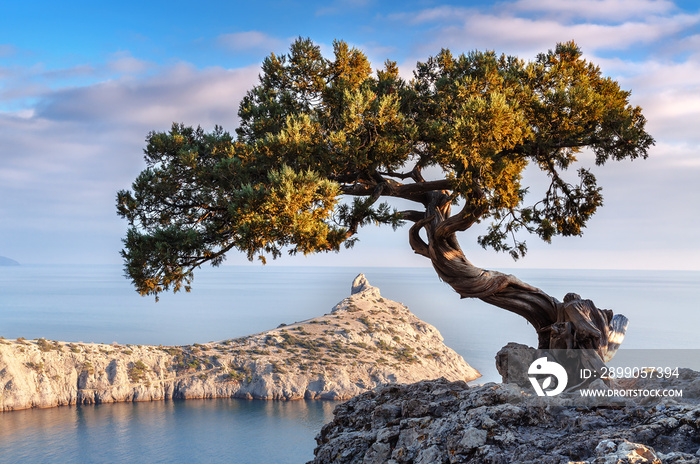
117,38,653,299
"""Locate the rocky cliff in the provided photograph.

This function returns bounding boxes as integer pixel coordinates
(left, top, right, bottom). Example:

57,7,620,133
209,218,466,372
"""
311,367,700,464
0,274,479,411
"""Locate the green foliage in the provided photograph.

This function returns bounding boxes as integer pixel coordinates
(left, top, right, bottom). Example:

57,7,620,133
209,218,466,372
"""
161,346,202,371
82,362,95,375
35,338,62,352
36,338,51,352
117,123,345,298
376,339,391,351
412,42,652,258
226,370,245,382
392,346,417,364
68,343,82,353
118,38,653,296
25,361,44,372
270,360,286,374
226,364,252,383
128,361,149,382
158,346,183,356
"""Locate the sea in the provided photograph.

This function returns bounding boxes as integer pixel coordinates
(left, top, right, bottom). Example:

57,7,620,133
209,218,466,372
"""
1,265,699,463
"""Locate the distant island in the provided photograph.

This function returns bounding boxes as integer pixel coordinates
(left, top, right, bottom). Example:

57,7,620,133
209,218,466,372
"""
0,256,19,266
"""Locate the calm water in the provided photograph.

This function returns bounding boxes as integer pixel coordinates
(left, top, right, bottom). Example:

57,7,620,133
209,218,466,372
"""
1,265,699,463
0,398,334,464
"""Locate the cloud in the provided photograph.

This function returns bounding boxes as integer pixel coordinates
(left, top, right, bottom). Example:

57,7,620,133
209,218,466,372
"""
648,141,700,168
0,61,261,263
316,0,373,16
2,62,260,181
394,5,699,58
34,62,258,127
0,44,17,57
510,0,677,21
598,56,700,144
106,51,153,76
677,33,700,58
217,31,286,53
0,53,157,113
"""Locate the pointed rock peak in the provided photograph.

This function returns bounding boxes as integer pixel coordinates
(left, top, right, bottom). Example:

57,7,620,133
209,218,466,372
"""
351,273,378,295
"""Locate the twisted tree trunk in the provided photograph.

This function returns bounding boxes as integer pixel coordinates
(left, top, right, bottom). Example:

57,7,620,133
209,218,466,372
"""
406,194,628,385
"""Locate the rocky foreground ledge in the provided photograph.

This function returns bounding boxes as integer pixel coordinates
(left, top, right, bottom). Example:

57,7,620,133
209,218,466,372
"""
0,274,479,411
310,374,700,464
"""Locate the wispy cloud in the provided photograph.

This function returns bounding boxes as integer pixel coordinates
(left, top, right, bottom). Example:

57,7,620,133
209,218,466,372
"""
442,14,695,54
34,63,257,127
106,51,153,76
0,52,157,113
217,31,287,53
593,53,700,144
0,44,17,57
510,0,677,20
316,0,373,16
392,4,700,57
0,61,260,262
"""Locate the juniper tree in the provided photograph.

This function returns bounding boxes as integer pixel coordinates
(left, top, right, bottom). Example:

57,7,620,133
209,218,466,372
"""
117,38,653,365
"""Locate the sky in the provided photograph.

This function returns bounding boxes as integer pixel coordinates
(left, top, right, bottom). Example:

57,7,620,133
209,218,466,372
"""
1,0,699,270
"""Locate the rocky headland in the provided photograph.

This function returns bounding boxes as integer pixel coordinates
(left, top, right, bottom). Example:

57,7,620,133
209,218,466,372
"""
0,274,479,411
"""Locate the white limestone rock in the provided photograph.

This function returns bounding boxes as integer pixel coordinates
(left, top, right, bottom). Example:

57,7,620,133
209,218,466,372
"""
0,274,479,411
